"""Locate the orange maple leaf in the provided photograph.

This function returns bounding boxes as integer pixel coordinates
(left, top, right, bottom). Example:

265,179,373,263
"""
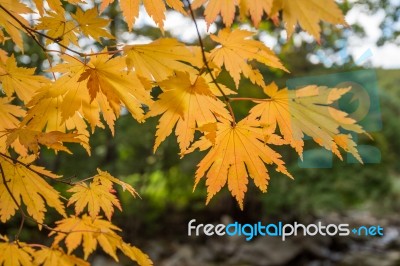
6,129,83,155
192,0,237,28
123,38,201,82
0,157,66,223
247,83,367,161
186,118,292,209
100,0,185,31
239,0,273,27
34,246,89,266
271,0,347,41
0,55,50,104
145,72,232,153
210,29,287,88
0,235,34,266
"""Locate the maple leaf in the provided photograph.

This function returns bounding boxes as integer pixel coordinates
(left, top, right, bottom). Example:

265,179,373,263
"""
145,72,232,152
186,118,292,209
123,38,201,82
0,55,50,104
0,157,66,223
6,129,83,155
0,97,25,131
0,235,34,266
0,97,25,153
72,7,113,42
192,0,237,28
79,54,153,125
99,0,185,31
210,29,287,88
35,11,78,47
35,246,89,266
0,0,31,50
51,215,152,264
121,243,153,266
67,178,121,221
239,0,273,27
94,169,139,197
32,54,152,134
247,83,366,161
33,0,86,15
271,0,347,41
51,215,122,260
19,86,92,155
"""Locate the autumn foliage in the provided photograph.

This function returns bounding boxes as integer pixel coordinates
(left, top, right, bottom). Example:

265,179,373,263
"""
0,0,367,265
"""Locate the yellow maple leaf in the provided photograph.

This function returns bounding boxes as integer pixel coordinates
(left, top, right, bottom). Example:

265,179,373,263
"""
186,118,292,209
247,83,366,161
0,97,25,154
0,235,34,266
0,0,31,50
239,0,273,27
210,29,287,88
19,85,92,155
32,54,152,134
95,169,139,197
145,72,232,153
100,0,185,31
120,243,153,266
72,7,113,42
35,11,78,47
33,0,87,15
271,0,347,41
0,97,25,132
123,38,201,82
51,215,152,264
0,157,66,223
35,247,89,266
67,178,122,221
79,54,153,123
6,129,83,155
51,215,122,260
192,0,237,28
0,55,50,104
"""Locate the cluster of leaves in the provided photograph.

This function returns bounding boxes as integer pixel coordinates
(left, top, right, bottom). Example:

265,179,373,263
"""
0,0,368,264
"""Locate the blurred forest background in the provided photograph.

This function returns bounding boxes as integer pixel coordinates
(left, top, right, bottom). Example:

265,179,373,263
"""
1,0,400,265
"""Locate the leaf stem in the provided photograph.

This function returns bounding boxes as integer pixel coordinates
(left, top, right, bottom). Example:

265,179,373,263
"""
185,0,236,126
